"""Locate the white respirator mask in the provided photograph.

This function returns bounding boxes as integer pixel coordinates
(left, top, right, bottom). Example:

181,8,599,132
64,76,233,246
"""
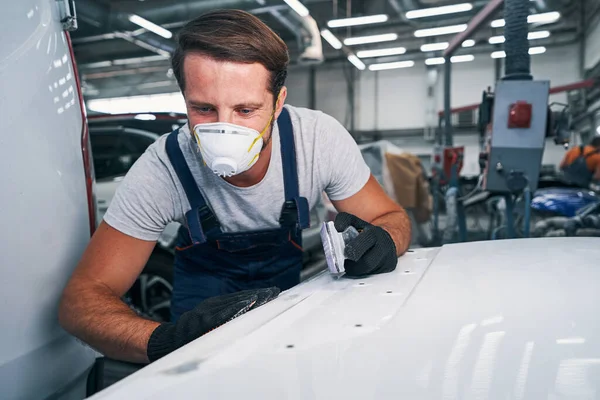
192,114,274,177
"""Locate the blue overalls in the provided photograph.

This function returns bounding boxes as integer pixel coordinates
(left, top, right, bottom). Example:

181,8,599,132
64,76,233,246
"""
165,108,310,322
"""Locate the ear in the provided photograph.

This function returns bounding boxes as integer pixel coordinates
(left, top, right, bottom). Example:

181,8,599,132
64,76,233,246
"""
273,86,288,119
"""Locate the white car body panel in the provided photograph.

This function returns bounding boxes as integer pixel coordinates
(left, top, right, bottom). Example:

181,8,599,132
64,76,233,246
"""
0,0,97,398
90,237,600,399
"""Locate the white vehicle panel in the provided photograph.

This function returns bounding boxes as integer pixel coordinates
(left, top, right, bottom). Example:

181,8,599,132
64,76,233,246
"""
90,237,600,399
0,0,96,398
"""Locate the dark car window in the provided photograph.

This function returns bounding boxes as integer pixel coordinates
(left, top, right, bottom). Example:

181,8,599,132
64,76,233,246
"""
91,131,156,180
123,134,157,154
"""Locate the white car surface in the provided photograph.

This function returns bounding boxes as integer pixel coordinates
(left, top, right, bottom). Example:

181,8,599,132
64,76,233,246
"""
0,0,97,398
89,237,600,399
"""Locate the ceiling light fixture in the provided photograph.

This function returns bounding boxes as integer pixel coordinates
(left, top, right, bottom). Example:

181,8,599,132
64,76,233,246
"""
406,3,473,19
368,60,415,71
320,29,343,49
491,11,560,28
420,42,449,52
425,57,445,65
528,46,547,55
128,14,172,39
450,54,475,63
462,39,475,47
347,55,366,70
414,24,468,38
283,0,310,17
327,14,388,28
344,33,398,46
356,46,406,58
491,46,547,58
489,30,550,44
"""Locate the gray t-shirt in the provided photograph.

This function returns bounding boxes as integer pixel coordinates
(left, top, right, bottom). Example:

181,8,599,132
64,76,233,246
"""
103,105,371,241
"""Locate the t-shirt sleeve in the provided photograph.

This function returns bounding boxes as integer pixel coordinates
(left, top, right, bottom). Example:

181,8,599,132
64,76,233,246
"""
316,112,371,201
102,141,178,241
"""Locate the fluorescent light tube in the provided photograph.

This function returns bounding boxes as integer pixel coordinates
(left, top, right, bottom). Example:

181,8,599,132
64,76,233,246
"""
425,57,445,65
528,30,551,40
327,14,388,28
414,24,468,38
347,55,366,70
491,11,560,28
420,42,449,52
406,3,473,19
128,15,172,39
450,54,474,63
528,46,546,55
489,30,550,44
344,33,398,46
489,35,505,44
320,29,342,49
356,46,406,58
283,0,309,17
462,39,475,47
491,46,547,58
368,60,415,71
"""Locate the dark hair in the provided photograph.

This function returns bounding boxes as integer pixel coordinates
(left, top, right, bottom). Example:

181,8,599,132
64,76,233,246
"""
171,9,289,101
591,136,600,147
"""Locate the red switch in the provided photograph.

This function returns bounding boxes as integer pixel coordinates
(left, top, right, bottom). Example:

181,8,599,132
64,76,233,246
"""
508,101,532,129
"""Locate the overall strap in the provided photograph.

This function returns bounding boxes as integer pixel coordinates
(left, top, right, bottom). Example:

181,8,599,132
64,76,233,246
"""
277,108,310,229
165,129,220,244
165,129,206,209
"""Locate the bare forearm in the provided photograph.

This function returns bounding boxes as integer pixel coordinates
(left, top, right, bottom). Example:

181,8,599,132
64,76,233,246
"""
372,209,411,256
59,279,160,364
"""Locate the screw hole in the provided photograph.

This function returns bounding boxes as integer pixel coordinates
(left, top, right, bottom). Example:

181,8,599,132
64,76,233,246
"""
387,291,392,294
407,249,415,253
404,270,410,273
355,324,362,327
286,345,294,349
359,282,365,285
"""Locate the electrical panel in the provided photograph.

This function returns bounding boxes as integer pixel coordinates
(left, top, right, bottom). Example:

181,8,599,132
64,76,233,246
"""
482,79,550,193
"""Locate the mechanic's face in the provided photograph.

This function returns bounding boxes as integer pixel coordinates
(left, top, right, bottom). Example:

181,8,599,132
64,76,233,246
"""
182,53,286,141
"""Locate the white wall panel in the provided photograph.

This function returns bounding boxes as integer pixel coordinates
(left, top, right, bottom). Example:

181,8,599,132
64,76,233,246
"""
375,63,428,130
284,67,310,108
315,62,350,126
436,55,496,112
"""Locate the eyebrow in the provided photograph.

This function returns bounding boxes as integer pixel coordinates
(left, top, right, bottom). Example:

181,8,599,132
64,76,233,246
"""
188,100,265,109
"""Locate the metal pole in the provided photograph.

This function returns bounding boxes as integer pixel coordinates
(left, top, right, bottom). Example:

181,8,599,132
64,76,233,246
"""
309,66,316,110
444,56,453,146
579,0,586,78
495,57,502,82
505,194,515,238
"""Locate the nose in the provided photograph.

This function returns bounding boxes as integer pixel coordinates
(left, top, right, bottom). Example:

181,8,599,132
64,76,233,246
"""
216,111,234,124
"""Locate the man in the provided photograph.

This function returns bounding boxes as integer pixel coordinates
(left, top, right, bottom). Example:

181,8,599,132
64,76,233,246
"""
559,136,600,189
59,9,411,364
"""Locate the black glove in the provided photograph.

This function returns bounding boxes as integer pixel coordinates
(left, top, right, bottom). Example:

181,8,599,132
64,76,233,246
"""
147,287,280,362
334,212,397,277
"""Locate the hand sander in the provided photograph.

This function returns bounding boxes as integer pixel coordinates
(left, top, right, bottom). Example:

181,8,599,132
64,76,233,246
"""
320,221,359,277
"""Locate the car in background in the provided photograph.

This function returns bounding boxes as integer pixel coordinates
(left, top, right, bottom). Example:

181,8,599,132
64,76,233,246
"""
89,114,327,322
0,1,98,398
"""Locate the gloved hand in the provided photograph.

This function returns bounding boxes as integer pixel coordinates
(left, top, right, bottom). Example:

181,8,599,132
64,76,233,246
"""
334,212,397,277
590,181,600,193
147,287,280,362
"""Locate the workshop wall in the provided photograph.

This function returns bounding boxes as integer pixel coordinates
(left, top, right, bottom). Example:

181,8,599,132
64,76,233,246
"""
283,44,578,173
285,44,580,131
585,14,600,71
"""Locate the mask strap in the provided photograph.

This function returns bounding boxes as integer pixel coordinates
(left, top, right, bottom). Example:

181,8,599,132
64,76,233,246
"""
246,91,282,152
192,129,207,166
